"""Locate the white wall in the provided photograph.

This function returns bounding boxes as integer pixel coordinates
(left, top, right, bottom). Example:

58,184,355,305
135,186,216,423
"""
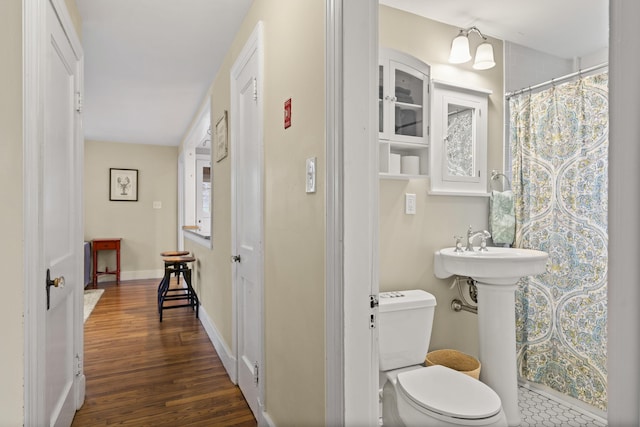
379,5,504,356
505,42,609,93
607,0,640,424
84,140,178,281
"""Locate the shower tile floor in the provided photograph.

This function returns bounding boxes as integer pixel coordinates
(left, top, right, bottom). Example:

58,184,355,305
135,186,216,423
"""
379,384,607,426
518,386,606,427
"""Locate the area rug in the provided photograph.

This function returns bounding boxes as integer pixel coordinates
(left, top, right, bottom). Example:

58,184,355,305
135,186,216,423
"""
84,289,104,323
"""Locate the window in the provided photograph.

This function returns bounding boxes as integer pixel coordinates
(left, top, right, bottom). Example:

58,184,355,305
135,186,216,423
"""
180,102,212,247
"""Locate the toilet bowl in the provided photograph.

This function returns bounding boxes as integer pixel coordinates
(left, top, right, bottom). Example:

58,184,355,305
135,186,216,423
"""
382,365,507,426
379,290,507,427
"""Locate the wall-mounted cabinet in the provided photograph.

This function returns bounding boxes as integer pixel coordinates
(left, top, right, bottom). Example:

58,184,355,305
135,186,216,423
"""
379,48,430,179
430,80,492,195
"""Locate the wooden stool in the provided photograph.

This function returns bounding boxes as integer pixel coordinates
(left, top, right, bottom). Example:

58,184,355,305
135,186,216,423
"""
157,255,199,322
160,251,190,283
160,250,190,257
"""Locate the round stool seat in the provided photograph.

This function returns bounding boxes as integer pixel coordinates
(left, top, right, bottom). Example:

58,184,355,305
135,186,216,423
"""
161,250,190,257
163,255,196,264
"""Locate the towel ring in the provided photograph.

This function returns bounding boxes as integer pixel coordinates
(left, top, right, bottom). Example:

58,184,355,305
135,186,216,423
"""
490,170,511,191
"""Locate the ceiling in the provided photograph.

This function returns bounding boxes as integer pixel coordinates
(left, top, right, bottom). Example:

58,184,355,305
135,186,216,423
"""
380,0,609,59
76,0,253,146
77,0,608,147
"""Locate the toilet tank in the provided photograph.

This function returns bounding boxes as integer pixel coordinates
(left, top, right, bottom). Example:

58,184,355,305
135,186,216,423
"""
379,290,437,371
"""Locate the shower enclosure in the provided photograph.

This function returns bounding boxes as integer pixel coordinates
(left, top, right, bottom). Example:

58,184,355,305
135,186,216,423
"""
508,70,609,411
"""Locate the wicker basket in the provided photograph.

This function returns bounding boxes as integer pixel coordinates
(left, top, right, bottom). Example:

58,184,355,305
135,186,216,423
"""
425,349,481,380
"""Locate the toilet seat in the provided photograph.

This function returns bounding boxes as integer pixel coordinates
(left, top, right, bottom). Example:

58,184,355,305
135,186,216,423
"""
397,365,502,420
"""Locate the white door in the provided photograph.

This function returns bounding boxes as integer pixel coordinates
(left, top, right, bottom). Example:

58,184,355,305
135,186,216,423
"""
43,1,84,425
231,23,264,419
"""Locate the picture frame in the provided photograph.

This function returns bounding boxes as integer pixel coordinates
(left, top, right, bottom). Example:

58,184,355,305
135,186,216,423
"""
215,110,228,162
109,168,138,201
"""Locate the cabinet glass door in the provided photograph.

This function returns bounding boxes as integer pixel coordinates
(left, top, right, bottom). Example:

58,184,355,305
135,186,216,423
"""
379,65,384,133
392,61,424,140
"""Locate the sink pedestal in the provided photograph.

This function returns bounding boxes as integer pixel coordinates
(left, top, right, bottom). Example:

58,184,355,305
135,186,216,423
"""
477,282,520,427
434,246,549,427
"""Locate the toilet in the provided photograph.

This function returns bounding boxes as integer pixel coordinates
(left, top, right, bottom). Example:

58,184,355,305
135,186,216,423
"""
379,290,507,427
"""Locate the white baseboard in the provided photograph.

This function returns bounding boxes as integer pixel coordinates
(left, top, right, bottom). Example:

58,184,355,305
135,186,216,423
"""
95,269,163,283
121,269,163,281
199,307,275,426
259,409,276,427
198,305,237,383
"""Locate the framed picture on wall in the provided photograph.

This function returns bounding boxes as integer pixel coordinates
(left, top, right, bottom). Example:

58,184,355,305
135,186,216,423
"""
215,110,228,162
109,168,138,201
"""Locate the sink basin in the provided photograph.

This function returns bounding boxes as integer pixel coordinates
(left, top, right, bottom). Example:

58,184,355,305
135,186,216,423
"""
434,246,548,285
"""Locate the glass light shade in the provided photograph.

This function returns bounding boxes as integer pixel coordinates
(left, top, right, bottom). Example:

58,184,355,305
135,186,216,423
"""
449,34,471,64
473,42,496,70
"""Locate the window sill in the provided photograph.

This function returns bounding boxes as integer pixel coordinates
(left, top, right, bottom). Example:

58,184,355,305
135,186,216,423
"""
184,229,212,248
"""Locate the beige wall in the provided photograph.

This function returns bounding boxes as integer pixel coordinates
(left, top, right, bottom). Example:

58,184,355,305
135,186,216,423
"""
0,1,24,423
182,0,326,424
64,0,82,39
379,5,505,357
85,140,178,280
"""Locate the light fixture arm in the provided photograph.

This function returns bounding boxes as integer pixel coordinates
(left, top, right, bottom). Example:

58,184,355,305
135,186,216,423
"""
461,26,488,41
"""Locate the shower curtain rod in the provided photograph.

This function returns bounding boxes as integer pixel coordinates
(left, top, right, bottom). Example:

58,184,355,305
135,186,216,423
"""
505,62,608,99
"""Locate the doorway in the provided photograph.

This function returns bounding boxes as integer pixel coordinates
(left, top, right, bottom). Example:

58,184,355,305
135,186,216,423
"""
230,22,265,421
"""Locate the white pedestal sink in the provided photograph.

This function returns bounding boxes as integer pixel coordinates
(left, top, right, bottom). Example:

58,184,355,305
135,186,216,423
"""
434,247,548,427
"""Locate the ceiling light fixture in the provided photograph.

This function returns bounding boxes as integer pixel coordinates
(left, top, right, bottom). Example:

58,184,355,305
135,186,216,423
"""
448,26,495,70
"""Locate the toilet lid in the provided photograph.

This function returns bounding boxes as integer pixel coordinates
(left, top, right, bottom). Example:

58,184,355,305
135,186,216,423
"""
397,365,502,420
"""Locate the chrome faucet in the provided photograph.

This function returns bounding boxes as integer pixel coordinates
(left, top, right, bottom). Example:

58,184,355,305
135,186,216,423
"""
466,226,491,252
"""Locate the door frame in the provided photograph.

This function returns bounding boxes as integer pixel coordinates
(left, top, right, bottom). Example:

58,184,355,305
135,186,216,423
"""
24,0,85,424
230,20,265,421
325,0,380,425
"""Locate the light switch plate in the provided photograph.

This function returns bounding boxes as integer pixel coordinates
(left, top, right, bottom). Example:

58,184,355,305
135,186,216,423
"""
306,157,316,193
153,201,162,209
405,193,416,214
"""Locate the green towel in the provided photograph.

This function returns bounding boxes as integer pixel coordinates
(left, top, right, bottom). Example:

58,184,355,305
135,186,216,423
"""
490,190,515,245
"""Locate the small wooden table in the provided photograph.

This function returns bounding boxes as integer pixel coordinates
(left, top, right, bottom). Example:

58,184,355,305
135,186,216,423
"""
92,238,122,287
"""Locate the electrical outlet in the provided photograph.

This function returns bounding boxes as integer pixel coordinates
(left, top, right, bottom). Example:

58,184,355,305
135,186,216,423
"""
405,193,416,214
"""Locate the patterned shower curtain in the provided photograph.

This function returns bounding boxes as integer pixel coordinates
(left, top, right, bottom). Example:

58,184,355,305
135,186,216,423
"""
509,72,608,411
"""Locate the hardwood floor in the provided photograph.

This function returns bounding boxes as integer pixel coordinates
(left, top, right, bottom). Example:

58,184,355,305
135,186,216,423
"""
72,279,256,427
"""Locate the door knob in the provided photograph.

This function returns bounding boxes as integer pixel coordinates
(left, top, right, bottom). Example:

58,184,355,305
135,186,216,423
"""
46,269,65,310
231,255,241,263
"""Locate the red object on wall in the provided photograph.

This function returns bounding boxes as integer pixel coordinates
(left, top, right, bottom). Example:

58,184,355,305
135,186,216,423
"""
284,98,292,129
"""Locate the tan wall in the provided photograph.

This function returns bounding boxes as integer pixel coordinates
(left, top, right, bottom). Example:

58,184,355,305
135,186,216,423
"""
64,0,82,39
0,0,24,423
85,141,178,279
182,0,326,424
379,5,505,357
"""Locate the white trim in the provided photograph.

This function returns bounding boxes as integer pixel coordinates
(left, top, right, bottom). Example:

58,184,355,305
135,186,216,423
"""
24,0,46,423
198,305,237,382
177,152,185,251
230,20,265,412
183,229,211,248
341,1,379,425
92,270,164,284
608,1,640,425
260,411,277,427
325,0,345,425
50,0,82,57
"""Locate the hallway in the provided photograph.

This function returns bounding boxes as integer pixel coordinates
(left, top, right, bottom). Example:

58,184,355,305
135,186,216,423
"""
72,280,256,426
